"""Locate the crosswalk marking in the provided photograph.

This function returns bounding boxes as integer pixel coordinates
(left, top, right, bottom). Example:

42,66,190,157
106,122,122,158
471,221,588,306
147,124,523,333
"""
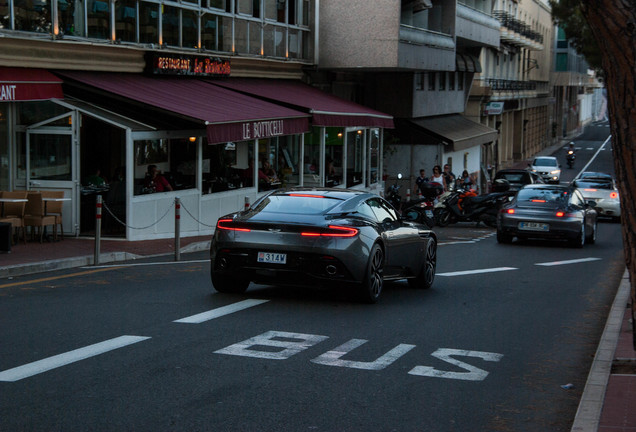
437,267,517,277
173,299,269,324
535,257,601,266
0,335,150,382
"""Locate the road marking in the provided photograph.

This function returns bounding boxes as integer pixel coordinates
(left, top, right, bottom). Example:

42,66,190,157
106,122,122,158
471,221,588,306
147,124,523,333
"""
86,259,209,269
0,335,150,382
437,267,517,277
535,257,601,266
173,299,269,324
0,267,123,289
577,135,611,176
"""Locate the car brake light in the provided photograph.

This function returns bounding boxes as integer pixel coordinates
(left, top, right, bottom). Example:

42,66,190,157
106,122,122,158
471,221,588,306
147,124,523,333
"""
610,192,618,199
217,219,251,232
556,211,565,217
531,199,546,203
506,208,515,214
288,193,326,198
584,188,597,192
301,225,359,237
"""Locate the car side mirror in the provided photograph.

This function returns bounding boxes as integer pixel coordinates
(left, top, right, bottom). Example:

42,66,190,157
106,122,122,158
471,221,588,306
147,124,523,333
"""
587,200,597,207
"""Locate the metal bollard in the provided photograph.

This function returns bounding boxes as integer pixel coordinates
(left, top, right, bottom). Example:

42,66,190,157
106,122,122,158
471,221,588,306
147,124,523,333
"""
94,195,102,265
244,196,250,211
175,197,181,262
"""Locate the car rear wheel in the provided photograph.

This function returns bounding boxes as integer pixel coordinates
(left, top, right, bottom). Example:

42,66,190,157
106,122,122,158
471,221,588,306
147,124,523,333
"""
211,272,250,293
408,237,436,290
497,230,513,244
359,244,384,303
570,222,585,248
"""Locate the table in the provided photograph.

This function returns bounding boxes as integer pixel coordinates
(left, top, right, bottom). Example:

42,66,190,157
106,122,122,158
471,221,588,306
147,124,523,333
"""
0,198,28,218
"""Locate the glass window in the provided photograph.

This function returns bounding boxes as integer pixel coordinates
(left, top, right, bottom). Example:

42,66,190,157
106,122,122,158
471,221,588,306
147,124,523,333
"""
556,53,568,71
139,1,158,44
203,139,253,194
14,0,51,33
59,0,83,36
249,20,261,55
208,0,226,10
346,129,363,187
134,138,196,195
237,0,253,15
234,18,248,54
449,72,455,90
367,198,398,223
439,72,446,90
116,0,137,42
87,0,110,38
182,9,198,48
303,128,321,186
221,14,233,51
325,127,344,187
258,135,300,191
264,0,277,20
428,72,436,91
29,134,73,181
415,73,424,91
458,72,464,91
162,5,179,46
252,194,341,215
17,101,67,125
274,26,285,57
367,128,379,186
202,14,219,50
288,28,298,58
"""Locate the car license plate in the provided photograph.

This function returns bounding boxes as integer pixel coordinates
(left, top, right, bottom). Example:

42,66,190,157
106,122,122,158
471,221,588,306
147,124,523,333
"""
257,252,287,264
425,210,434,218
518,222,549,231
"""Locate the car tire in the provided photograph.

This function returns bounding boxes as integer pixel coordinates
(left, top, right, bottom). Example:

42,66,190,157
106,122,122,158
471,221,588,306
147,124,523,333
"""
359,244,384,303
570,222,585,248
586,219,597,244
211,272,250,293
408,237,436,290
497,230,513,244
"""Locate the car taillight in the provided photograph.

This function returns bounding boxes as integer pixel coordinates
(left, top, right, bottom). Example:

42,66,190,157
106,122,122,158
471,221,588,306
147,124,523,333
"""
531,199,546,203
288,193,326,198
610,192,618,199
556,211,565,217
301,225,359,237
500,208,515,214
584,189,598,192
216,219,251,232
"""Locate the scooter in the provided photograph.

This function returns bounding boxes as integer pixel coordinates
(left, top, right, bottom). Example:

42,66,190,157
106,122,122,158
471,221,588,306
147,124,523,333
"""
434,179,514,228
401,181,444,229
566,149,576,168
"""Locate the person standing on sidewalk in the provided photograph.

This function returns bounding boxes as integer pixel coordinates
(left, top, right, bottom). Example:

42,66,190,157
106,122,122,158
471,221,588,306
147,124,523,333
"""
414,169,429,195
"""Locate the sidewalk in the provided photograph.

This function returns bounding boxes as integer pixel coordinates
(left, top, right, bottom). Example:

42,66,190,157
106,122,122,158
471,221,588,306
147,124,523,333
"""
0,223,634,431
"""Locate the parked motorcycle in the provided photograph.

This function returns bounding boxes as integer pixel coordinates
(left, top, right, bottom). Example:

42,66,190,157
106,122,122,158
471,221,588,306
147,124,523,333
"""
386,173,403,211
402,181,444,229
434,179,514,228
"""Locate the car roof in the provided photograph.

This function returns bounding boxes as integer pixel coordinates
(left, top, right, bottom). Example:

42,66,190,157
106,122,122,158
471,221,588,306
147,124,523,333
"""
532,156,558,162
259,187,380,214
578,171,613,180
495,169,529,174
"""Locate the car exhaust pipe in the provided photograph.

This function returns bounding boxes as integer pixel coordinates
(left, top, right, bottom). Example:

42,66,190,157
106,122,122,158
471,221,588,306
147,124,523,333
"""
325,265,337,275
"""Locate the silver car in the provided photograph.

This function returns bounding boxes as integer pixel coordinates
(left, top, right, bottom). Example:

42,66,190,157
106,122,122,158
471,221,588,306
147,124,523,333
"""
572,172,621,221
210,188,437,303
529,156,561,183
497,184,598,247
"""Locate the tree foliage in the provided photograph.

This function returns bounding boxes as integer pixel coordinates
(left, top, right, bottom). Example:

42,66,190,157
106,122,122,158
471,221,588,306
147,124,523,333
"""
549,0,603,72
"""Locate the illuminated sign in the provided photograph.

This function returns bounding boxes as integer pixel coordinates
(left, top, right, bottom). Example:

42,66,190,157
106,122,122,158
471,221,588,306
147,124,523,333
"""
146,53,230,77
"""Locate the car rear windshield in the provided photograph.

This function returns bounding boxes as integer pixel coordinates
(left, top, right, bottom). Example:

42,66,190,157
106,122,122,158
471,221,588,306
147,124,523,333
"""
517,188,567,204
532,157,558,167
497,173,524,182
573,180,613,190
254,194,342,214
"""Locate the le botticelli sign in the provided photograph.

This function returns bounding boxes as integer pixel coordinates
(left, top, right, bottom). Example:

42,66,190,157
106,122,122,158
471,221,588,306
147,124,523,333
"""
145,53,231,77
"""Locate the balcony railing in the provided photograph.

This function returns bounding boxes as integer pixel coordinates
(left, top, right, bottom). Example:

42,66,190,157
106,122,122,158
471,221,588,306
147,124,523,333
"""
492,10,544,44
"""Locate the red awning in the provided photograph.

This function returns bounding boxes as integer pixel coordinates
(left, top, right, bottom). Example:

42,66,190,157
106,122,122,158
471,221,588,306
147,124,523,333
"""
0,67,64,102
207,78,394,129
57,72,310,144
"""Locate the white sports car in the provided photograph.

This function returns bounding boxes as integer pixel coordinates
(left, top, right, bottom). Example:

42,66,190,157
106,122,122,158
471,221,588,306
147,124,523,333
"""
571,172,621,221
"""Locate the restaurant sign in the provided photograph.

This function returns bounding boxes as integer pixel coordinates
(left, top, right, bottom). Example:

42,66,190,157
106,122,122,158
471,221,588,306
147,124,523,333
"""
145,53,230,77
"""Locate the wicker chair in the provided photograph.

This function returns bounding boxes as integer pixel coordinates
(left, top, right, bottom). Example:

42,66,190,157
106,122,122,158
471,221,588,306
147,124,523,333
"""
0,190,27,244
23,192,57,243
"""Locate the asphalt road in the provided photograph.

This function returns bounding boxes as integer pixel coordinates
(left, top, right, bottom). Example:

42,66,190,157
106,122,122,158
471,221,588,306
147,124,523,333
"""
0,123,625,432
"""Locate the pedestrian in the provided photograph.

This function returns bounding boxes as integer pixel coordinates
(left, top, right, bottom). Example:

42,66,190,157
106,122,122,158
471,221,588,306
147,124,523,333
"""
443,164,456,190
414,169,429,195
431,165,446,192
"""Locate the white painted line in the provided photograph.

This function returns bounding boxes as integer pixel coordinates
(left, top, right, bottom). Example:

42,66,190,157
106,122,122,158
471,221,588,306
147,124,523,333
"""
173,299,269,324
577,135,611,177
535,257,601,267
85,259,209,269
437,267,517,277
0,335,150,382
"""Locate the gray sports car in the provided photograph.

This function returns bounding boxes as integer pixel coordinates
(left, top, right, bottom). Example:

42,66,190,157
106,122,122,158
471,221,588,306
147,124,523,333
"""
497,184,598,247
210,188,437,303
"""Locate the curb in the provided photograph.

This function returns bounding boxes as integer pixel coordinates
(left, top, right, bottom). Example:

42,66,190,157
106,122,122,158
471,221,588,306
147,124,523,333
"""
570,269,631,431
0,241,211,279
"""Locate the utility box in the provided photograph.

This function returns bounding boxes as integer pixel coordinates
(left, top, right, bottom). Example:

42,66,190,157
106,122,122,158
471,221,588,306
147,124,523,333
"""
0,222,11,253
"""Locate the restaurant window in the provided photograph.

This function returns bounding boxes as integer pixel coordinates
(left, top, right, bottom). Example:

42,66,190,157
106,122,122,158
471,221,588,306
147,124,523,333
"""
367,128,379,186
17,101,67,125
182,9,198,48
139,1,158,44
346,129,363,187
28,134,73,181
14,0,52,33
134,138,196,195
162,5,179,46
59,0,83,36
116,0,137,42
325,127,344,187
203,139,252,194
303,128,321,187
87,0,110,39
202,14,221,50
258,135,300,191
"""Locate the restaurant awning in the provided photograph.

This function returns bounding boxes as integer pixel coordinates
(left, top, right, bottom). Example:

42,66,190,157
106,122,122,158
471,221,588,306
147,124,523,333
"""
56,72,310,144
456,54,482,73
0,67,64,102
207,78,394,129
410,114,498,151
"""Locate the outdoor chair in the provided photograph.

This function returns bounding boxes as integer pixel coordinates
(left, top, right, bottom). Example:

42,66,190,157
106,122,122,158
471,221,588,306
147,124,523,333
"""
40,190,65,240
0,190,27,245
23,192,57,243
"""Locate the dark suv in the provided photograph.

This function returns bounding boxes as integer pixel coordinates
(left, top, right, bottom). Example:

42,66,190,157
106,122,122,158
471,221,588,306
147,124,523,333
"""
493,169,545,191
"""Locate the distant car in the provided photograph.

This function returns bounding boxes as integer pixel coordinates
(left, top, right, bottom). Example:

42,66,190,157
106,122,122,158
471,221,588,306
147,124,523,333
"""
497,184,598,247
529,156,561,184
572,172,621,221
210,188,437,303
494,169,545,191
